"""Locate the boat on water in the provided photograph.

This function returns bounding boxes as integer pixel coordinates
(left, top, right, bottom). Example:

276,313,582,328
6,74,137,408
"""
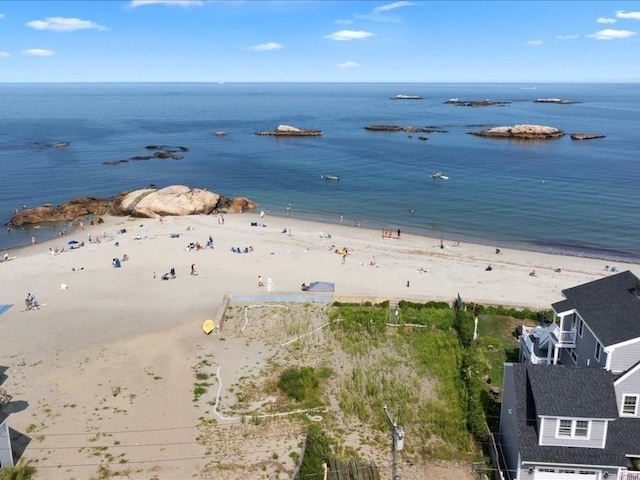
431,171,449,180
321,175,340,181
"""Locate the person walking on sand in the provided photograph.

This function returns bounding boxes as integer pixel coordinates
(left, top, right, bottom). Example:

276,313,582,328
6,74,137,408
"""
258,275,264,287
286,203,291,216
191,263,197,276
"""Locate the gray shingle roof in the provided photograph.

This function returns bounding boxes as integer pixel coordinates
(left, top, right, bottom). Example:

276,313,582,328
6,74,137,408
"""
526,364,618,418
552,270,640,347
511,363,639,467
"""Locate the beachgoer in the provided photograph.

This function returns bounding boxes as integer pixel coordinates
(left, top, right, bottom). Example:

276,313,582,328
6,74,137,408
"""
440,237,444,249
258,275,264,287
340,214,344,223
301,283,309,291
495,248,502,254
485,265,493,271
260,210,265,218
397,228,401,239
286,203,291,216
529,270,537,277
170,267,176,278
191,263,197,276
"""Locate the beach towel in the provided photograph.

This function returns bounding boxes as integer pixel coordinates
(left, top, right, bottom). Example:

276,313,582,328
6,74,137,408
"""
0,304,13,316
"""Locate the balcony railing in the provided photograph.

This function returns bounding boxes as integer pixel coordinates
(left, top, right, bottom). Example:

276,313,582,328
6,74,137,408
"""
620,471,640,480
547,323,577,346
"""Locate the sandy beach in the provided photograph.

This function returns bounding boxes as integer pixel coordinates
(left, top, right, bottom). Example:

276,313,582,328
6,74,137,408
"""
1,211,637,479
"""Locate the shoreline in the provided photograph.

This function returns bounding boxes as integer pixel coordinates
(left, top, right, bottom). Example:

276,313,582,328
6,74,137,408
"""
3,207,640,266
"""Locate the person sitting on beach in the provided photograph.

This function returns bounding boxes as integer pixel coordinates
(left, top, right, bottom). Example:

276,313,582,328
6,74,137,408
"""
301,283,309,291
529,270,537,277
495,248,502,254
122,254,129,262
485,265,493,271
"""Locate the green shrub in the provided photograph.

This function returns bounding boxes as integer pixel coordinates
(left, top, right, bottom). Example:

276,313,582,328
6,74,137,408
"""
0,463,37,480
278,366,327,407
298,424,332,479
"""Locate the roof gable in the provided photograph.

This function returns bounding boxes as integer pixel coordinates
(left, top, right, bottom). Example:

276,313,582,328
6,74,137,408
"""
554,271,640,346
526,364,618,418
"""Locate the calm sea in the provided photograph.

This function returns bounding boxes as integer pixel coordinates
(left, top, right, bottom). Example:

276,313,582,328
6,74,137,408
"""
0,82,638,261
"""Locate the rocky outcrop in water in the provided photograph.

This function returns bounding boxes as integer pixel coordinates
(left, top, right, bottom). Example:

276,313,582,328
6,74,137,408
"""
8,186,256,225
445,99,510,107
535,98,579,104
570,133,606,140
103,145,188,166
470,124,565,139
256,124,323,136
364,125,432,133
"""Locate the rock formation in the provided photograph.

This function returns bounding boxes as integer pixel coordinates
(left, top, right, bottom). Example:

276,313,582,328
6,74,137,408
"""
570,133,606,140
444,99,510,107
256,124,323,136
535,98,579,104
364,125,431,133
8,186,256,226
9,197,111,226
470,124,565,139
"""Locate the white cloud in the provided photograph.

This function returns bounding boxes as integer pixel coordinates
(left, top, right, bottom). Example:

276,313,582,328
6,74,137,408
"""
597,17,616,24
27,17,107,32
325,30,373,41
22,49,56,56
248,42,283,52
130,0,204,7
0,13,5,19
0,51,9,58
587,28,637,40
372,1,416,14
557,34,579,40
526,40,543,46
616,10,640,20
335,60,361,68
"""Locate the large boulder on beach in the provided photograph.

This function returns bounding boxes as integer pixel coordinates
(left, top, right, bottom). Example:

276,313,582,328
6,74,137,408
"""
114,185,221,218
8,186,258,225
471,124,565,139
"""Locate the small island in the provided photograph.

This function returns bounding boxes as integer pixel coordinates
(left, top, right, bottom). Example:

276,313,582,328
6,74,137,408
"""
390,94,423,100
470,124,565,139
256,124,323,136
535,98,579,104
571,133,606,140
364,125,431,133
444,99,510,107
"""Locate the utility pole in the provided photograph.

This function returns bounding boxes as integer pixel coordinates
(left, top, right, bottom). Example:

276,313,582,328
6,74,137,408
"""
383,404,405,480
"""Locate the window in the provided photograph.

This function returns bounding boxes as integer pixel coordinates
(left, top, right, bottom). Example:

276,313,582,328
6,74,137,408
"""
622,395,638,416
557,419,590,439
595,342,602,361
574,420,589,437
578,318,584,337
569,349,578,363
558,419,572,436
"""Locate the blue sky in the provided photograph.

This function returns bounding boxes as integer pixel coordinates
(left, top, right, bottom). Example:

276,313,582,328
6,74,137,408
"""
0,0,639,82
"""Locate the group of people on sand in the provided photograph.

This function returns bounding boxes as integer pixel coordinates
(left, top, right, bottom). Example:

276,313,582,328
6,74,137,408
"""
24,293,39,311
381,228,401,239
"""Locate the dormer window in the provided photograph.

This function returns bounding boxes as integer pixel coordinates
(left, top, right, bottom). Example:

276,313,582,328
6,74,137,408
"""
557,419,590,439
622,395,638,416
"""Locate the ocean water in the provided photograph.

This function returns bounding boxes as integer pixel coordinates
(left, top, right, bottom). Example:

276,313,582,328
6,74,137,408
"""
0,82,638,261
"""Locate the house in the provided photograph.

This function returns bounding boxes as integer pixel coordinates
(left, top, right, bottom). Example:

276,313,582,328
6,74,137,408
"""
499,270,640,479
499,362,640,480
0,411,14,468
519,271,640,373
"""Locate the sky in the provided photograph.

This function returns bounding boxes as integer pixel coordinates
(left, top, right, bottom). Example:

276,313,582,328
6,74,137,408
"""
0,0,639,83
